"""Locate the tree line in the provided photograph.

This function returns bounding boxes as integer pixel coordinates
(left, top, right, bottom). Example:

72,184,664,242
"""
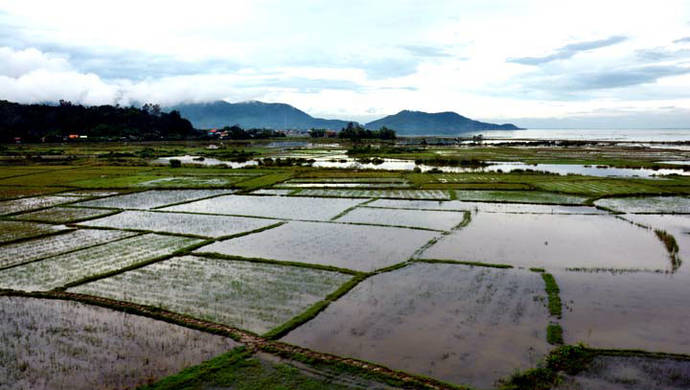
0,100,195,142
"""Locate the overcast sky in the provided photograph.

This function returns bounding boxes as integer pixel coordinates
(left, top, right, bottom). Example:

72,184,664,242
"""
1,0,690,127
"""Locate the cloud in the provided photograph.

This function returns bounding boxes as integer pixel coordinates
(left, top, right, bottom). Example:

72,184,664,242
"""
565,65,690,90
673,36,690,43
0,47,71,77
636,47,690,61
400,45,451,57
507,35,628,65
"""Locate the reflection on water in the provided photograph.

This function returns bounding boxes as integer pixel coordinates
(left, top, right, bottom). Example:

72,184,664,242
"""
153,155,689,178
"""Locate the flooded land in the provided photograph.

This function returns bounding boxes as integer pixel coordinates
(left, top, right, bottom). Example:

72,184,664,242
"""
0,139,689,389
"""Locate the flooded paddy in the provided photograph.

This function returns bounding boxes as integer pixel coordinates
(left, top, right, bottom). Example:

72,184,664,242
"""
12,206,115,223
163,194,363,220
0,234,201,291
336,207,466,231
453,190,587,204
622,214,690,259
0,229,135,270
0,221,69,244
556,354,690,390
71,255,352,334
282,262,550,389
419,213,670,270
197,221,438,272
595,196,690,213
79,210,280,238
555,270,690,354
293,189,450,200
0,296,237,390
0,195,85,215
368,198,604,214
76,189,233,209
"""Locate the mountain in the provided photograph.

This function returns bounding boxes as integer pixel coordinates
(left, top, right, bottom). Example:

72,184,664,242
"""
170,100,351,130
365,110,521,135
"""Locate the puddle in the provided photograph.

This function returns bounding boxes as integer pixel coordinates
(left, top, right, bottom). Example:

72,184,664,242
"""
0,296,237,390
555,270,690,354
72,255,351,334
163,195,363,220
419,213,670,271
80,210,279,238
196,221,437,272
282,262,550,389
77,189,234,209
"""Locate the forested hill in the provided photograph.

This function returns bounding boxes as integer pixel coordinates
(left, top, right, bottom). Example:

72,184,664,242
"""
365,110,521,135
171,100,351,130
0,100,195,142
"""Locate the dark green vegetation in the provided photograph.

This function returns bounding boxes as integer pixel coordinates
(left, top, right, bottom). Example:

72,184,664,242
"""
0,100,194,142
364,109,520,135
547,323,564,345
541,273,562,318
655,229,681,270
499,344,594,390
172,100,350,130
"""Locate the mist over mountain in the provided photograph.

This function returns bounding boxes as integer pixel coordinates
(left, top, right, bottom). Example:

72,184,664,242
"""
170,100,351,130
365,110,520,135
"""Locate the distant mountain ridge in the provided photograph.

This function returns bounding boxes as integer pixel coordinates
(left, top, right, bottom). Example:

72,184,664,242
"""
170,100,350,130
364,110,521,135
170,100,521,134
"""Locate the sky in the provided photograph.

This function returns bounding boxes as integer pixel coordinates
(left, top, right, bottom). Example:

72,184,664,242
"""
1,0,690,127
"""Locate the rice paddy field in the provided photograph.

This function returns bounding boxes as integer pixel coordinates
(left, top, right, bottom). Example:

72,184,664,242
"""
1,140,689,390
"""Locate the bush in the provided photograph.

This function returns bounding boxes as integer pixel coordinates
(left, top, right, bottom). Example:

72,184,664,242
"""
169,159,182,168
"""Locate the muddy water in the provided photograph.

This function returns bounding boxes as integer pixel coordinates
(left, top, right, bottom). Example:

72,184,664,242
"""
0,296,238,390
197,221,437,272
623,214,690,260
419,213,670,271
555,270,690,354
282,263,550,389
336,207,466,231
163,194,363,220
556,355,690,390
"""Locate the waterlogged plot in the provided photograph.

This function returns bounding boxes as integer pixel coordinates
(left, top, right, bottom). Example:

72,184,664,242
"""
57,190,121,197
135,176,248,188
0,229,135,270
337,207,466,231
420,213,669,270
293,189,450,200
80,210,280,238
0,296,237,390
282,263,550,389
76,189,233,209
535,180,658,196
596,196,690,213
555,270,690,354
0,195,83,215
556,355,690,390
12,207,115,223
0,221,69,245
72,256,351,334
624,214,690,260
249,188,294,196
0,234,201,291
289,177,407,183
198,221,437,272
454,190,586,204
164,195,362,220
368,198,604,214
279,182,410,188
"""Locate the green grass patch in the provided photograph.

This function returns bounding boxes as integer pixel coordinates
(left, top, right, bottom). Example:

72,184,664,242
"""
541,273,562,318
417,258,514,269
499,344,594,390
547,323,564,345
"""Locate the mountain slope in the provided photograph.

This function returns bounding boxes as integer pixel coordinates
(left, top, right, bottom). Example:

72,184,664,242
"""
170,101,350,130
365,110,520,135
